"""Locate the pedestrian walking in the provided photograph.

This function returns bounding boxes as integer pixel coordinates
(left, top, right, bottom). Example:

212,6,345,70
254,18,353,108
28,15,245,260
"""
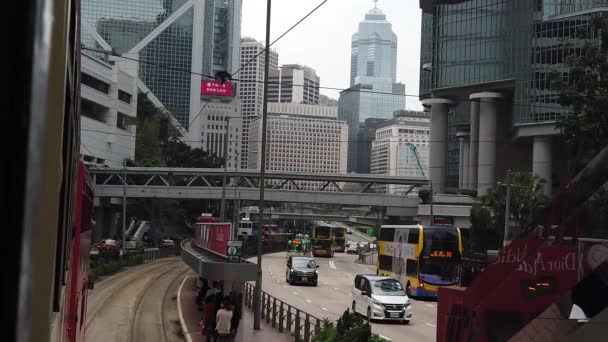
215,298,233,342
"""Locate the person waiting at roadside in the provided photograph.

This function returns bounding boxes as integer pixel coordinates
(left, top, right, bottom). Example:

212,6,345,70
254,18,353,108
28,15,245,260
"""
215,298,233,342
200,291,217,341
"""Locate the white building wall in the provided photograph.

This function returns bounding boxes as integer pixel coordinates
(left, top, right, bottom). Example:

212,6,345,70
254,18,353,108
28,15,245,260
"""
200,99,242,169
248,104,348,191
370,115,430,194
238,37,279,169
80,53,137,167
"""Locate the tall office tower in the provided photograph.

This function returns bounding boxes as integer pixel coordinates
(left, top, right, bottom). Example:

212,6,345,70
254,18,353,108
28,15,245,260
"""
339,3,404,173
349,1,398,86
371,110,430,194
339,77,405,173
267,64,320,104
82,0,242,145
238,37,279,169
248,103,348,191
418,0,601,196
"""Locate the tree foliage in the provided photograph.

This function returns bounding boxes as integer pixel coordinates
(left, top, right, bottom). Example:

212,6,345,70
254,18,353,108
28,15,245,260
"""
548,15,608,173
312,310,384,342
469,173,549,252
127,93,225,225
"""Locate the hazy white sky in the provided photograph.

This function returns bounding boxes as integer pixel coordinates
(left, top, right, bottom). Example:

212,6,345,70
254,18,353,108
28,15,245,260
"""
241,0,423,110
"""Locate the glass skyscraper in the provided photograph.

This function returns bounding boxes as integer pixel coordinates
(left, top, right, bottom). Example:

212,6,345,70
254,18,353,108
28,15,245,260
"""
419,0,608,196
349,4,398,86
340,4,404,173
82,0,242,134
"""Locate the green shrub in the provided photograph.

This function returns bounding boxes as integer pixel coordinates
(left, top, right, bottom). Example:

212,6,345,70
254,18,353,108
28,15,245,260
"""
312,310,384,342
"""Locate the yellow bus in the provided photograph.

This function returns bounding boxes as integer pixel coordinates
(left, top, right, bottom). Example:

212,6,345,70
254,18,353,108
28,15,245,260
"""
312,221,334,257
377,225,463,298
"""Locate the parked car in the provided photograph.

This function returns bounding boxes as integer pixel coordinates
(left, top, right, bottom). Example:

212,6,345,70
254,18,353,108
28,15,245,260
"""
346,244,359,254
93,239,120,252
159,239,176,248
346,227,353,234
286,256,319,286
352,274,412,324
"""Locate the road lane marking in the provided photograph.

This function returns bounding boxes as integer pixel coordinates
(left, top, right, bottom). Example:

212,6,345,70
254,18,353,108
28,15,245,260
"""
329,261,337,269
334,287,340,291
322,307,329,311
177,275,193,342
378,335,391,341
283,285,287,288
425,322,437,328
306,299,312,303
293,292,298,295
425,304,434,308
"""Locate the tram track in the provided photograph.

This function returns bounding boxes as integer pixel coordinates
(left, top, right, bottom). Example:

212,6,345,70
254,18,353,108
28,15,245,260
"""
127,263,189,342
85,259,187,342
86,258,180,330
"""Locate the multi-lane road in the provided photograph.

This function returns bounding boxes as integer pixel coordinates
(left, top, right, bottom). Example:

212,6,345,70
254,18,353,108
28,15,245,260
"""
258,250,437,341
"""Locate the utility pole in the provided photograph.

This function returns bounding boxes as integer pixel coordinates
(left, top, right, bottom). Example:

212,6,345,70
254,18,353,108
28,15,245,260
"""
429,180,434,226
220,117,230,222
503,172,512,248
254,0,272,330
233,151,239,239
122,160,127,255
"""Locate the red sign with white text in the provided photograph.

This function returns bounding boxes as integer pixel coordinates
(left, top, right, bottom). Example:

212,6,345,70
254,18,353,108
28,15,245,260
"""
201,80,234,97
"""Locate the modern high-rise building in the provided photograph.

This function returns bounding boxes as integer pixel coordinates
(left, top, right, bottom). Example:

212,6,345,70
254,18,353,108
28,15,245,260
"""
82,0,242,144
339,77,405,173
349,2,398,86
418,0,598,196
199,98,242,169
340,3,405,174
80,52,138,167
268,64,320,104
238,37,279,168
248,103,348,191
370,110,430,194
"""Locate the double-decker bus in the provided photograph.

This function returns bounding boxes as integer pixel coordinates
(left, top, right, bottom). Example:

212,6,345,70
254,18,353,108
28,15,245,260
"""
331,223,346,252
377,225,463,297
312,221,334,257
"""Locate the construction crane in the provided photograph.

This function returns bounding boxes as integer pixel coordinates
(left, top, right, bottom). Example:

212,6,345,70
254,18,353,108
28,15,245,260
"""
408,143,426,177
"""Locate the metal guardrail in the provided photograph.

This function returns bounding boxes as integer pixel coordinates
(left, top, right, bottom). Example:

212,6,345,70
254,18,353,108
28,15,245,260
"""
244,282,323,342
142,247,178,263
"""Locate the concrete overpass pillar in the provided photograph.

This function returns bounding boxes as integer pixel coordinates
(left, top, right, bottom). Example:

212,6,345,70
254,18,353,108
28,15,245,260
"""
468,101,479,192
533,136,552,196
470,92,503,196
457,131,470,190
422,98,455,194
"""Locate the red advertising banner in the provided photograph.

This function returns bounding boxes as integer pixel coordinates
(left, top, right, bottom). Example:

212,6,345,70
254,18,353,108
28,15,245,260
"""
194,222,232,257
201,80,234,96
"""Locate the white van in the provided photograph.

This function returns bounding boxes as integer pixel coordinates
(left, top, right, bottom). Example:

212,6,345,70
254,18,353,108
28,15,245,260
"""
351,274,412,323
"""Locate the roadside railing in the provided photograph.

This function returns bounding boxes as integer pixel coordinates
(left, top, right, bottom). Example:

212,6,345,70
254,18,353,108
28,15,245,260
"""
244,282,323,342
142,247,178,263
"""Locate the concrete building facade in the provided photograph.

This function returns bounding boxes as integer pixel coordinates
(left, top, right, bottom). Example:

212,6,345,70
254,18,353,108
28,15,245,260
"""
80,52,138,167
370,111,430,194
418,0,602,197
319,95,339,107
268,64,320,104
238,37,279,168
248,103,348,191
199,99,242,169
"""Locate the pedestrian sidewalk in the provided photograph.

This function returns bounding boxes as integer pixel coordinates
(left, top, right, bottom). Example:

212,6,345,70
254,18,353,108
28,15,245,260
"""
178,275,292,342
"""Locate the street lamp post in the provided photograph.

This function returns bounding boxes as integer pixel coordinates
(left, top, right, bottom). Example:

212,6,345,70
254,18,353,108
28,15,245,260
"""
254,0,272,330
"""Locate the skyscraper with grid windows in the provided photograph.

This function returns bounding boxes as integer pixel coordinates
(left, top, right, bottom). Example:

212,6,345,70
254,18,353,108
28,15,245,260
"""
81,0,242,144
238,37,279,169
